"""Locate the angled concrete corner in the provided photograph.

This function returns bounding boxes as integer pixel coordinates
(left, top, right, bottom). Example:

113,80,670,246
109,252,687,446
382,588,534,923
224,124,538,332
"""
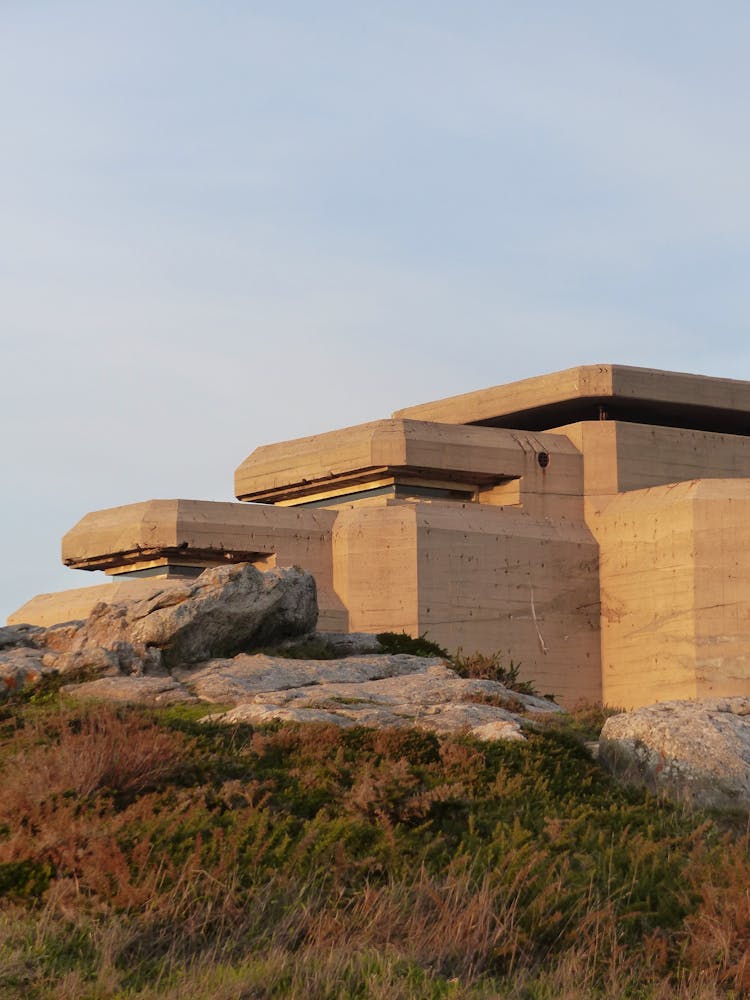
62,498,335,575
34,499,347,631
590,479,750,708
235,417,585,519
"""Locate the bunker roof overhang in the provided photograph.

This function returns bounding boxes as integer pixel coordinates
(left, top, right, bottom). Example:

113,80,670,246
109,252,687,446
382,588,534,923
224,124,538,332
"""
234,418,577,505
393,364,750,436
62,498,336,575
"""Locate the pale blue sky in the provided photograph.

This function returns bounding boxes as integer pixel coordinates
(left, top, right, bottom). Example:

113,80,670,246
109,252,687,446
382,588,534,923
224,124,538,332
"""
3,2,750,619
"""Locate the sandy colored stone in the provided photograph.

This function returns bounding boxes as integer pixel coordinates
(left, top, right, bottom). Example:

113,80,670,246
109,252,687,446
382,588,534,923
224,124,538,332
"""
2,565,322,701
59,642,560,741
215,693,528,741
174,653,449,702
71,563,317,667
64,675,195,705
244,664,557,713
51,647,126,678
599,698,750,810
198,654,560,740
471,720,527,742
214,704,359,727
10,579,196,630
0,646,49,696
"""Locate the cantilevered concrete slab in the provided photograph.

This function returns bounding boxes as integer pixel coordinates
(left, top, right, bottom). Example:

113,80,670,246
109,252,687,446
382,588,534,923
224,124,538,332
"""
394,364,750,435
62,499,336,576
48,499,347,630
235,417,584,517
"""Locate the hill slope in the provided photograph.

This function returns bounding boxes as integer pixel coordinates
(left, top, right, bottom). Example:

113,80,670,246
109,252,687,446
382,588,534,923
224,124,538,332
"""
0,688,748,999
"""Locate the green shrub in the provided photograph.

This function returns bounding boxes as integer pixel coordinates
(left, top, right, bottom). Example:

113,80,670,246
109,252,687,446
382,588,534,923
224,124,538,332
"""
451,650,538,696
0,859,54,901
376,632,449,658
535,700,625,743
258,637,342,660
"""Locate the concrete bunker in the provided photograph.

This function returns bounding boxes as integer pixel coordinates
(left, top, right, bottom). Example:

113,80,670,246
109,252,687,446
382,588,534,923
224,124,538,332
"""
9,364,750,709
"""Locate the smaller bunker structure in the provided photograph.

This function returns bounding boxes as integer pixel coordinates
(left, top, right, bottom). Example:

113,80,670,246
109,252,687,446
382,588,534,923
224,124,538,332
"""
10,364,750,709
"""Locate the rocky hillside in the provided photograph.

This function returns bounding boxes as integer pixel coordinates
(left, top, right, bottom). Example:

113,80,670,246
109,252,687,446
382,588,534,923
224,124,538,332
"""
5,562,750,814
0,563,561,741
3,563,750,997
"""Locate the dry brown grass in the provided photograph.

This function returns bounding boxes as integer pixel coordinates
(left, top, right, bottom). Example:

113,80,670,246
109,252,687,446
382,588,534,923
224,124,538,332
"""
681,834,750,994
1,704,750,997
1,704,185,802
0,705,187,888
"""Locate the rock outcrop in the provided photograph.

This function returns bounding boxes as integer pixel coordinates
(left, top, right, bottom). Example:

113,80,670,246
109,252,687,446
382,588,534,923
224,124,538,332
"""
175,653,560,739
1,562,561,741
66,652,560,739
0,564,317,692
599,698,750,811
69,563,318,666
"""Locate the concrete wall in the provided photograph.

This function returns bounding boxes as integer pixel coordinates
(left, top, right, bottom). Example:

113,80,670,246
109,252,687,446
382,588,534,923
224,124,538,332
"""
12,386,750,711
331,503,420,635
692,482,750,698
413,501,601,705
328,497,601,707
590,480,750,708
554,421,750,496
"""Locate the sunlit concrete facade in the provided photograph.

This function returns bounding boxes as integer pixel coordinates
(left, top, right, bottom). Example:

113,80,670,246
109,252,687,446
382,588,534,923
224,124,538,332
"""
10,364,750,708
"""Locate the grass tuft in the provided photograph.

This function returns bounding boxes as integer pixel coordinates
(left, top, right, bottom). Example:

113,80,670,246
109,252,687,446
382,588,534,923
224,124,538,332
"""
376,632,449,658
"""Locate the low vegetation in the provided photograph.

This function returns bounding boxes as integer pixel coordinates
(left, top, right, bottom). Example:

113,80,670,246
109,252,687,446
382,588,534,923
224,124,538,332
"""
376,632,450,659
0,666,749,998
450,650,539,697
259,631,544,700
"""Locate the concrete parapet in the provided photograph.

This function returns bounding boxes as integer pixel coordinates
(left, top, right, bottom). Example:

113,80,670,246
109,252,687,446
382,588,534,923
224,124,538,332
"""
395,364,750,434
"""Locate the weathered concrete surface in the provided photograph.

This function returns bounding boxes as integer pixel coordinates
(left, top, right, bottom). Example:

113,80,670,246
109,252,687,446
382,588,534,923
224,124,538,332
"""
588,479,750,709
599,698,750,810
